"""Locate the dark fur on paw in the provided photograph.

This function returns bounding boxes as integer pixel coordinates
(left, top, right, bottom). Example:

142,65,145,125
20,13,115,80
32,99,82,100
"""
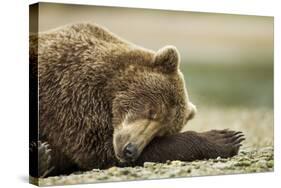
38,141,54,177
134,129,245,165
30,141,54,178
200,129,245,158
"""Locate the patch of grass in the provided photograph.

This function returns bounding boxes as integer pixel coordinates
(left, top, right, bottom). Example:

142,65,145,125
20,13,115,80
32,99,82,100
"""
180,62,273,108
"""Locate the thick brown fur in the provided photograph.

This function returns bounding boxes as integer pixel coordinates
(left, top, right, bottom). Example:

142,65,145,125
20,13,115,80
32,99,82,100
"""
29,23,244,177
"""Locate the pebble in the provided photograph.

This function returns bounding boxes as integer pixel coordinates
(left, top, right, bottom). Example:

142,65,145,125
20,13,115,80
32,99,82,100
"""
143,162,156,168
171,160,185,166
236,161,252,167
266,160,274,168
108,166,118,173
256,159,268,168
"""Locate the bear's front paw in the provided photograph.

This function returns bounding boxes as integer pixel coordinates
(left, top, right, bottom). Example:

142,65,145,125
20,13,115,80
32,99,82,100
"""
38,141,55,177
201,129,245,158
30,141,54,178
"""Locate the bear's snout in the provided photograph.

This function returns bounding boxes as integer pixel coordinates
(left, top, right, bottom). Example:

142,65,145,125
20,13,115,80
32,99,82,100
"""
113,119,161,163
123,143,138,161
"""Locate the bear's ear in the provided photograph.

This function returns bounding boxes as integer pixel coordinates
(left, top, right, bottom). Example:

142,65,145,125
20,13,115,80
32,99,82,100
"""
153,45,180,73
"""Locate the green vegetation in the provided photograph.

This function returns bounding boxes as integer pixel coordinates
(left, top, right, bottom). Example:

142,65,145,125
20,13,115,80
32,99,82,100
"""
181,62,273,108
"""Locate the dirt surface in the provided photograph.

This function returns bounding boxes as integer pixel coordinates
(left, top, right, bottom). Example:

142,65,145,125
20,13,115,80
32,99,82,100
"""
38,147,273,186
37,107,274,186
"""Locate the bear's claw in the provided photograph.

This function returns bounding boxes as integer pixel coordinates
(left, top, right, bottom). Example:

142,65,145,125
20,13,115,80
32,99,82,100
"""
200,129,245,158
30,141,54,178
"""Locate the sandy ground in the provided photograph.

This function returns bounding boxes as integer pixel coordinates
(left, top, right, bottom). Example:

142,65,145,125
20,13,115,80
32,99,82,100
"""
35,107,274,186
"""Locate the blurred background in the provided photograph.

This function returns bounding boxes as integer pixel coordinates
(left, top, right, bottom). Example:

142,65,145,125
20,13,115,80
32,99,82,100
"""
33,3,274,147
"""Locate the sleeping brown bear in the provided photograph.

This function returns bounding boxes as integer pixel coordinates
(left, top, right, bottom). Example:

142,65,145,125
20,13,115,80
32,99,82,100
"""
29,23,244,177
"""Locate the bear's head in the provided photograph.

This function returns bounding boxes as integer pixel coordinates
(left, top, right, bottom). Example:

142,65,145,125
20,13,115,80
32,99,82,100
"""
112,45,196,163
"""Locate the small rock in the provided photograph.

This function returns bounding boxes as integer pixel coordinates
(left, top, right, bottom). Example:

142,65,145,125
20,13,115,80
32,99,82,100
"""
266,160,274,168
144,162,156,168
235,161,252,167
220,158,228,162
240,150,248,155
256,159,268,168
212,162,228,169
171,160,184,166
108,166,118,173
119,168,130,175
193,165,200,169
238,156,251,161
91,169,100,172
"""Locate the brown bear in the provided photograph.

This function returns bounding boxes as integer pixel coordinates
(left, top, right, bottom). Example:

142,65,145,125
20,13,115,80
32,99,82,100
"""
29,23,244,178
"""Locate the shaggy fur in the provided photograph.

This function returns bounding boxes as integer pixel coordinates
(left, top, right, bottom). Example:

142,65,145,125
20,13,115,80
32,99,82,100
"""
29,23,244,177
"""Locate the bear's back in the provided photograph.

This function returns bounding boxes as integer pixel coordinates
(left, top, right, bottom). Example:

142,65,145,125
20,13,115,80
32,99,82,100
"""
30,23,133,67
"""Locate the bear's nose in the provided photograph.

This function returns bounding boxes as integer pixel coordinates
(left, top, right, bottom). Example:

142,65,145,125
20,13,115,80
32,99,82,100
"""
123,143,138,161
